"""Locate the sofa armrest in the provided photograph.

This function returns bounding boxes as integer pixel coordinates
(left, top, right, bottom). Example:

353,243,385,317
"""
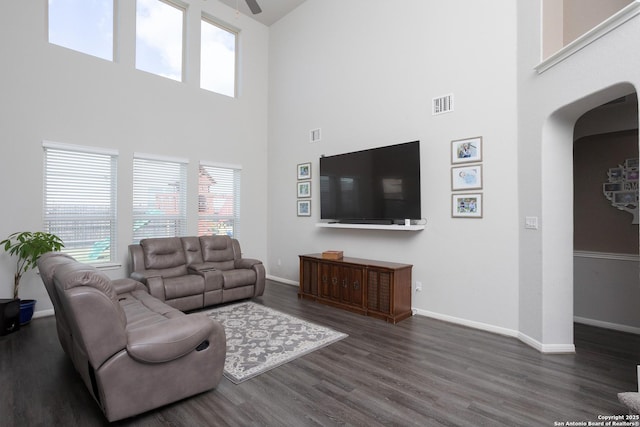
126,314,219,363
112,278,147,295
235,258,262,269
129,271,148,284
188,263,217,273
146,276,166,301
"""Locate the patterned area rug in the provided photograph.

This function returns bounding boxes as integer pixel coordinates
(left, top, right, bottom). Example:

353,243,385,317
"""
207,302,347,384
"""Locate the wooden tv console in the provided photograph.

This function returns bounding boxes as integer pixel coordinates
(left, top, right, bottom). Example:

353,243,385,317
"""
298,254,413,323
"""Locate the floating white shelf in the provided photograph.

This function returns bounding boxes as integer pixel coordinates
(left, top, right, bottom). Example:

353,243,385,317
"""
315,223,425,231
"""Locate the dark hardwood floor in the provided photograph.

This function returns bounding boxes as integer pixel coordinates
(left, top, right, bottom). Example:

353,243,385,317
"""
2,280,638,426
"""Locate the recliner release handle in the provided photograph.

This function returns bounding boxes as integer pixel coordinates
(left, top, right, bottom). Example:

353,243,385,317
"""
196,340,210,351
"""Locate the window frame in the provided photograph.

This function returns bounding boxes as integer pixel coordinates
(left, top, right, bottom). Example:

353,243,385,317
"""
135,0,187,82
42,140,118,265
132,153,188,243
47,0,115,61
200,14,238,97
198,161,242,238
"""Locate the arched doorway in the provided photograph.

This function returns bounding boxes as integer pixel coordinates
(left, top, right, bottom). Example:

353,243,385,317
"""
538,82,638,351
573,93,640,334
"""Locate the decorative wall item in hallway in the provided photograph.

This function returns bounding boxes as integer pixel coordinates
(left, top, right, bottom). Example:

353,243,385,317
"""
603,158,639,224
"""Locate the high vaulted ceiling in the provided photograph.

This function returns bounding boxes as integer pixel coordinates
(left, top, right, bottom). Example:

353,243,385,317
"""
217,0,307,26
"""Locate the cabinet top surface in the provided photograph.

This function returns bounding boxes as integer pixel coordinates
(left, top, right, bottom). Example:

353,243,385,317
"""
300,253,412,269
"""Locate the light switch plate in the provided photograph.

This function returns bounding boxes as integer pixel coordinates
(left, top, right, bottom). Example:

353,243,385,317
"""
525,216,539,230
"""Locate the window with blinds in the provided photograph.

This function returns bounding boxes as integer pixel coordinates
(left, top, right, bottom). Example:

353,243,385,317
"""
133,154,187,242
43,141,118,263
198,162,241,238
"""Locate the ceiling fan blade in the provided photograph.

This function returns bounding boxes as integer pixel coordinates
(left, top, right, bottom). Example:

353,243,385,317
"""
245,0,262,14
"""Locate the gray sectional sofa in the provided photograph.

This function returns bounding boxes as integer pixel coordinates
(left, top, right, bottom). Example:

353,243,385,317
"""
128,235,265,311
37,252,226,422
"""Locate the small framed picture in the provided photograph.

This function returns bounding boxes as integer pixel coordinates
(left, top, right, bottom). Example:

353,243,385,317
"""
297,181,311,198
613,191,638,204
297,162,311,180
608,168,623,181
451,165,483,191
451,136,482,164
603,183,623,193
297,200,311,217
452,193,483,218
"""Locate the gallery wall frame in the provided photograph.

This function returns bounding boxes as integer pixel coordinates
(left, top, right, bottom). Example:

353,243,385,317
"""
452,193,483,218
451,136,482,164
297,199,311,216
451,164,483,191
297,162,311,180
297,180,311,198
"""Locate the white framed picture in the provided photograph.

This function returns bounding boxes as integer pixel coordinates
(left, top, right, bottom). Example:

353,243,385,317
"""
297,200,311,216
451,136,482,164
297,181,311,198
452,193,483,218
297,162,311,180
451,165,483,191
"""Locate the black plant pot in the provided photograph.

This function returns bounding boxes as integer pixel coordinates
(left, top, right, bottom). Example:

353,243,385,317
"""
19,299,36,325
0,298,21,335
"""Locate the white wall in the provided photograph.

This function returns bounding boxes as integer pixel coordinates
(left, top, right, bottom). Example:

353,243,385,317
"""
563,0,635,45
267,0,521,335
0,1,270,314
518,0,639,349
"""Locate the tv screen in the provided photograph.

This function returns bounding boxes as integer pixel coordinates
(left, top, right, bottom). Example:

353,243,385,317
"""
320,141,421,224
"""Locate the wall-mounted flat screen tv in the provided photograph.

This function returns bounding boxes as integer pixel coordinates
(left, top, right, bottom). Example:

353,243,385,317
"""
320,141,421,224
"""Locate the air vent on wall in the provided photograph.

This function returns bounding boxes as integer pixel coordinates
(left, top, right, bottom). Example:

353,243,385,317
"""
310,128,321,143
432,94,454,115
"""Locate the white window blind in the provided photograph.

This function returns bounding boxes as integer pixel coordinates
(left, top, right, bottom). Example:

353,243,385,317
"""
133,154,187,242
198,162,241,238
43,141,118,263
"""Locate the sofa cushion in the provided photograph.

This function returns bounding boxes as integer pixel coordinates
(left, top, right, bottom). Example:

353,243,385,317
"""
119,289,184,329
222,269,256,289
200,235,235,270
141,237,188,274
164,275,206,300
181,236,204,265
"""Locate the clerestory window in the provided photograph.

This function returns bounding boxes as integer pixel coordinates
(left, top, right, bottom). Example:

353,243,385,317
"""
48,0,114,61
136,0,185,81
201,17,237,97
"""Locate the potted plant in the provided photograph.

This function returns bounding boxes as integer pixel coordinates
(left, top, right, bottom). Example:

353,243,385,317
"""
1,231,64,325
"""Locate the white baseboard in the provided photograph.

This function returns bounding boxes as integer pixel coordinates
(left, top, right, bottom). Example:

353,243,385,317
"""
414,308,575,354
414,308,519,338
517,332,576,354
265,278,577,354
266,275,298,287
574,316,640,335
33,308,54,319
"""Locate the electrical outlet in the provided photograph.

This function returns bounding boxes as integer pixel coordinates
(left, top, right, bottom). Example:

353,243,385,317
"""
415,281,422,292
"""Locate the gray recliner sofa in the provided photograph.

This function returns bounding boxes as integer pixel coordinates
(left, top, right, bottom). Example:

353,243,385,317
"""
38,252,226,422
128,235,265,311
